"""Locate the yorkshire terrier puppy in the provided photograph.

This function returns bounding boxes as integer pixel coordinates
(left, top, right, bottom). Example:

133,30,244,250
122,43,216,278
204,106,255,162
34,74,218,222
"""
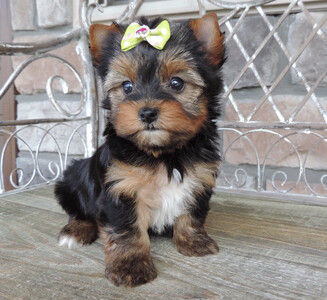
55,12,225,287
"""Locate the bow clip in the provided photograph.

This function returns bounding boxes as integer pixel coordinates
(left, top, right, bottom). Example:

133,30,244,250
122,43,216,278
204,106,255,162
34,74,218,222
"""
121,20,171,51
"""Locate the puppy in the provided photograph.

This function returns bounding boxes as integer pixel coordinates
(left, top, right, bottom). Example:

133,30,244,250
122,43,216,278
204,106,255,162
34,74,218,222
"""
55,12,225,287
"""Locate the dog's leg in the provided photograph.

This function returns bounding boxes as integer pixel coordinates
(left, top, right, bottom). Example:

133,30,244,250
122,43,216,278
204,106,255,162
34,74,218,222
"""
101,227,157,287
173,214,219,257
58,218,99,248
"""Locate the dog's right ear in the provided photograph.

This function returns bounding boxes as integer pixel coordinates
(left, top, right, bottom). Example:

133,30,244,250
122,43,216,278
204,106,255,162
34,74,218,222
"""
89,23,121,64
189,13,225,66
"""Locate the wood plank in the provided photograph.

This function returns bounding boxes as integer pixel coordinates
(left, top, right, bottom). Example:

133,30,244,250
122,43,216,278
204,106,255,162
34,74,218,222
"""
1,185,62,214
0,187,327,299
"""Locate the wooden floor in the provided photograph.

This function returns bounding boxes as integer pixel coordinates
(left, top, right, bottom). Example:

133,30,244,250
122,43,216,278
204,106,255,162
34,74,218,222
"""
1,186,327,300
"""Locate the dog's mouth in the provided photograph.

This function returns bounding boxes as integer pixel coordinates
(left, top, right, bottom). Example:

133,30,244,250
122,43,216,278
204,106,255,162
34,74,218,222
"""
144,124,159,131
122,125,194,156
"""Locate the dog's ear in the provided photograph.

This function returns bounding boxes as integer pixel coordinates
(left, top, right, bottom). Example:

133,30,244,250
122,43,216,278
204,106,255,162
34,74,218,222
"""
189,12,225,66
89,23,121,64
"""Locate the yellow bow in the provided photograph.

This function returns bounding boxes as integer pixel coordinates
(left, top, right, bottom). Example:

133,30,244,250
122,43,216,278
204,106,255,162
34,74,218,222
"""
121,20,171,51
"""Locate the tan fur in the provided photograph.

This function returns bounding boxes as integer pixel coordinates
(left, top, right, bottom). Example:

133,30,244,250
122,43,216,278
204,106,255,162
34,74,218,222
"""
162,59,189,81
194,162,219,189
156,100,208,137
173,214,219,256
89,24,121,64
189,12,225,66
159,52,206,116
105,161,162,232
100,226,150,259
160,57,204,87
112,101,144,136
170,84,205,116
109,54,139,84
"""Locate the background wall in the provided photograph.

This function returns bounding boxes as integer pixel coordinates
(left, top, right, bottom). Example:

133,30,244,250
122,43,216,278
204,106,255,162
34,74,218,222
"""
8,0,327,195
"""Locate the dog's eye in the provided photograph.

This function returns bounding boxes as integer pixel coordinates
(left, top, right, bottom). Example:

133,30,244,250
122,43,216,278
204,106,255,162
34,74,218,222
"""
122,81,134,95
169,77,185,92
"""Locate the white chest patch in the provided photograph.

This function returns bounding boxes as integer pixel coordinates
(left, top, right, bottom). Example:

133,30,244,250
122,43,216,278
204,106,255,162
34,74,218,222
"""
147,168,198,234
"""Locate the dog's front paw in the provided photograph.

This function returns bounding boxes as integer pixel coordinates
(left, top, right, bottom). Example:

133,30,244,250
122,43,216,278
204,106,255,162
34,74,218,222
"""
105,254,157,287
58,219,98,247
174,231,219,257
58,234,78,249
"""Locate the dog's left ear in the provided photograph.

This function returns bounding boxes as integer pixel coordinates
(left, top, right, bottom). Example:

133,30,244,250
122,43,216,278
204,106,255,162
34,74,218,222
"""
189,12,225,66
89,23,121,65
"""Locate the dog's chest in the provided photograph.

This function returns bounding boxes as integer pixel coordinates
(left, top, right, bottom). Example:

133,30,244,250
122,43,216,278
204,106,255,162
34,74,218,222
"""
106,162,216,234
138,168,196,233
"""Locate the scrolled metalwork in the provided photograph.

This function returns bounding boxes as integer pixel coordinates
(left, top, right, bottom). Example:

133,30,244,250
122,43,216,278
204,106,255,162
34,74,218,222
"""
197,0,207,16
0,122,88,192
261,131,303,194
218,128,327,197
303,133,327,196
63,122,89,168
45,56,86,117
1,128,37,191
34,124,65,183
321,175,327,190
81,0,104,33
218,128,261,189
116,0,144,24
0,29,81,56
1,53,86,118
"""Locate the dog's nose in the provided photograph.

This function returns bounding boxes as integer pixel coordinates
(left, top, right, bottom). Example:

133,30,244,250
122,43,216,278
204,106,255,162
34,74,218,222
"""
139,107,159,124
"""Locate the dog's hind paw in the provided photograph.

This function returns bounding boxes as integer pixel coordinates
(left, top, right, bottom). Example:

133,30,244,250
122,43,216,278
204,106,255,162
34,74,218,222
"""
58,234,77,249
